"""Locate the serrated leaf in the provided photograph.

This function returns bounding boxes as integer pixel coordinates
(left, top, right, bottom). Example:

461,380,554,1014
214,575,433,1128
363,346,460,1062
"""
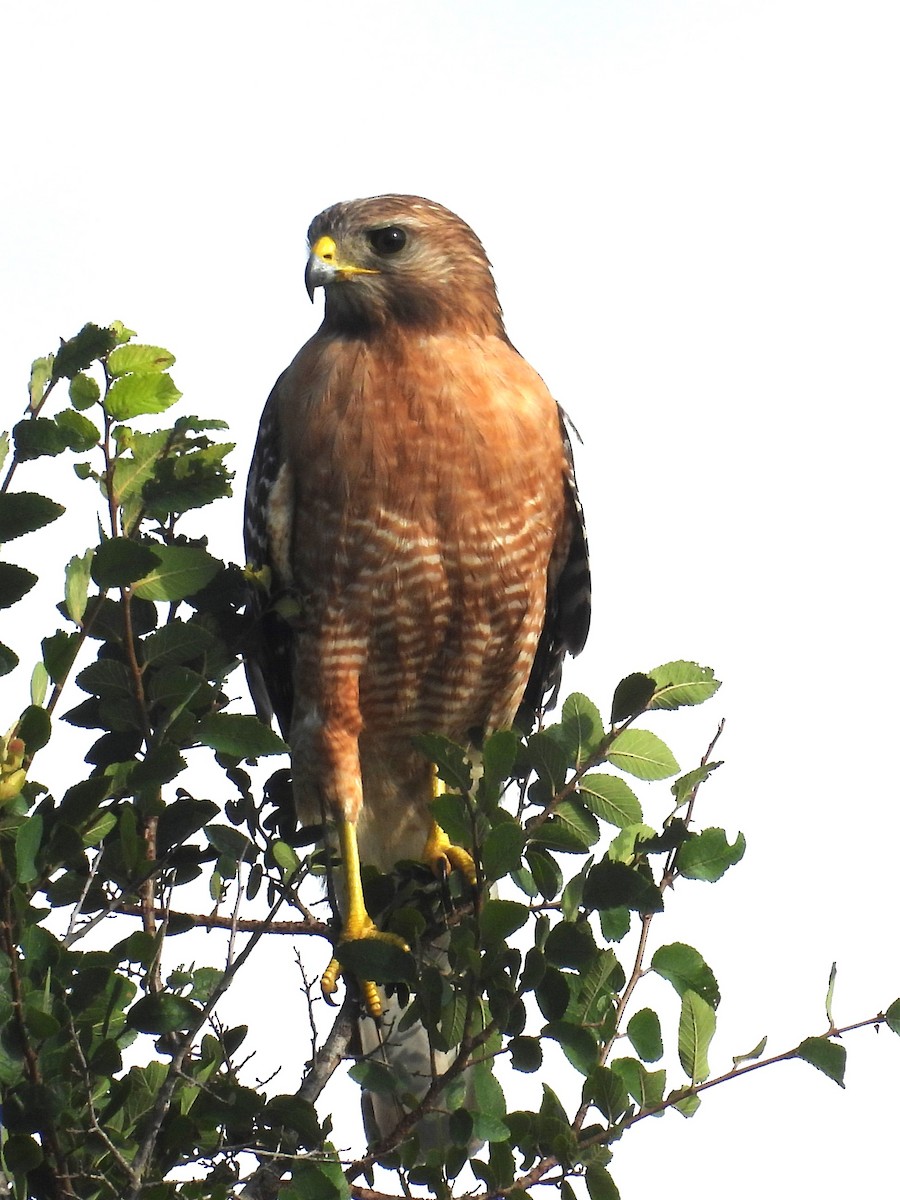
480,899,530,944
584,1064,630,1122
825,962,837,1028
560,692,605,766
677,827,745,881
91,538,162,588
18,705,51,752
56,408,100,451
0,492,65,542
273,840,300,874
627,1008,663,1062
671,761,723,807
65,549,93,624
141,621,216,666
131,544,221,601
16,814,43,883
795,1036,846,1087
0,561,38,608
105,370,181,420
651,943,720,1008
127,992,203,1034
530,801,599,853
524,729,570,791
607,728,679,780
347,1059,402,1096
544,1020,598,1075
82,811,117,846
69,371,101,409
732,1035,768,1066
525,845,563,900
205,824,256,860
585,1164,621,1200
431,791,471,847
578,773,642,827
607,822,658,864
672,1090,701,1117
336,938,416,986
107,343,176,377
481,728,519,793
611,673,656,724
583,860,663,914
29,355,54,407
13,417,69,460
51,323,116,380
413,733,473,792
611,1056,666,1111
0,641,19,676
508,1035,542,1072
648,660,721,709
482,822,525,880
678,990,716,1083
195,713,286,758
883,999,900,1036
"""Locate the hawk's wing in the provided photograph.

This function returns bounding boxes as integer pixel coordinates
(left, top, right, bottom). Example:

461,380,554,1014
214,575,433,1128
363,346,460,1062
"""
516,407,591,730
243,379,295,739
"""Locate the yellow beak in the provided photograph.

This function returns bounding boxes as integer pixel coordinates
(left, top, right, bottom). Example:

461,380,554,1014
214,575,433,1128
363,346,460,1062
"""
305,235,379,300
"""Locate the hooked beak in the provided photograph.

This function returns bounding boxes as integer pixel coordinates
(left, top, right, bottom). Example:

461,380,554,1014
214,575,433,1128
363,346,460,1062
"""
304,234,378,302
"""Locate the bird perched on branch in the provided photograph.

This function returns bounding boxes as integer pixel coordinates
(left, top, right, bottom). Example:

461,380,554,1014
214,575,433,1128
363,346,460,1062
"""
243,193,590,1032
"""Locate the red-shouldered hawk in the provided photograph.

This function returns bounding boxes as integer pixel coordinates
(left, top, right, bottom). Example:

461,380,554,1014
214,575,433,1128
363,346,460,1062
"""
244,194,590,1017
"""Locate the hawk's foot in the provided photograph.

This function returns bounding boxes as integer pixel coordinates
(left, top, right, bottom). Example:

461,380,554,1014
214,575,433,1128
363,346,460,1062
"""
422,820,477,886
322,915,409,1017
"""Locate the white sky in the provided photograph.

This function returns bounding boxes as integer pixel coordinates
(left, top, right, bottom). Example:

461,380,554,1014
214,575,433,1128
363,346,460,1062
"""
2,2,899,1196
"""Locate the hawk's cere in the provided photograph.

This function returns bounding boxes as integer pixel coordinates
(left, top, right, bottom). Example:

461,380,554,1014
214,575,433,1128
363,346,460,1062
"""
244,194,590,1016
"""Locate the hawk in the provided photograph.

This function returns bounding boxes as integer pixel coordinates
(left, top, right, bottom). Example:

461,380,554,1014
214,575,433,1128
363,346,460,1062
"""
244,194,590,1016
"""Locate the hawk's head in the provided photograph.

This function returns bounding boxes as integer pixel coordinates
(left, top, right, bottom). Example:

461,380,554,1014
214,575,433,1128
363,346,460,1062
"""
304,195,504,338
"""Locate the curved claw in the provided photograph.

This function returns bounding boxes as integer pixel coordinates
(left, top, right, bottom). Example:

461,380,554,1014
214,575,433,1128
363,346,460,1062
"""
321,924,410,1018
423,820,477,885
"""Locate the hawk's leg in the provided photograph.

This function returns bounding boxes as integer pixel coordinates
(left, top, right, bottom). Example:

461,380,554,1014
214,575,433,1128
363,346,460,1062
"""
422,774,477,885
321,817,409,1018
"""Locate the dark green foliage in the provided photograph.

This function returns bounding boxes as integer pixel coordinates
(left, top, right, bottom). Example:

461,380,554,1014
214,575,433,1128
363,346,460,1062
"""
0,322,891,1199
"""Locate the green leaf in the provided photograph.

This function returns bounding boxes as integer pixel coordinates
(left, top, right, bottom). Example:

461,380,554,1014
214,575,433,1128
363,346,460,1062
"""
195,713,287,758
536,966,571,1021
578,773,642,827
56,408,101,451
560,692,605,766
670,761,723,807
69,371,101,409
65,549,93,624
285,1159,349,1199
18,705,51,752
30,661,48,706
82,811,117,846
584,1064,630,1122
16,814,43,883
795,1036,846,1087
273,840,300,874
884,999,900,1036
0,561,38,608
585,1164,621,1200
13,417,69,460
0,492,65,542
583,860,663,914
825,961,837,1028
648,660,721,709
91,538,162,588
677,827,745,881
431,791,471,847
482,822,525,880
205,824,256,861
607,728,679,780
105,370,182,420
611,672,656,723
51,322,116,379
481,728,520,793
416,732,474,792
732,1035,768,1066
678,990,716,1083
524,729,570,792
29,355,54,406
107,343,176,377
41,631,79,685
127,992,203,1034
141,620,216,666
611,1056,666,1111
480,899,530,944
599,906,631,942
347,1059,402,1096
544,1020,598,1075
651,943,720,1008
672,1090,701,1117
131,543,222,601
545,921,597,971
0,641,19,676
525,845,563,900
530,801,599,853
508,1035,542,1072
627,1008,663,1062
336,938,416,986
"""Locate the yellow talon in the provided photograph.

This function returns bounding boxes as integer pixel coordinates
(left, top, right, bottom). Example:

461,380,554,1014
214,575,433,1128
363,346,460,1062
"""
423,771,478,884
323,819,409,1018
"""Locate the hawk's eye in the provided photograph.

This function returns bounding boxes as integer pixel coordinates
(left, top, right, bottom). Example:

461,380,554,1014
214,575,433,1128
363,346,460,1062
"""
367,226,407,255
